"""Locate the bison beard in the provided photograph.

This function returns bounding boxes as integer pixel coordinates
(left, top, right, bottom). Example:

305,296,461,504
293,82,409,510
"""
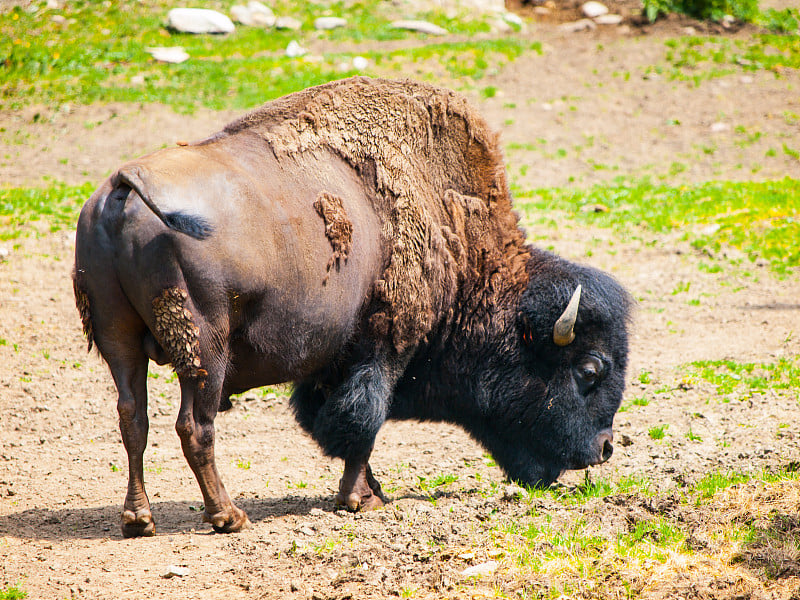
73,77,632,537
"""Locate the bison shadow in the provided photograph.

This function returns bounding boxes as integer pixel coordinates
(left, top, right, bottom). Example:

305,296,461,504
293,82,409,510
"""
0,490,458,541
0,494,340,541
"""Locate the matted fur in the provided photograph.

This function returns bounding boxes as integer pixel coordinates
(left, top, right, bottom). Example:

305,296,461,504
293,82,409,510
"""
72,269,93,352
313,190,352,284
222,77,531,353
151,287,205,379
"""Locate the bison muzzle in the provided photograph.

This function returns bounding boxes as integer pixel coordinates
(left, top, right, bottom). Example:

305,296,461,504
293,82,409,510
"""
73,77,632,538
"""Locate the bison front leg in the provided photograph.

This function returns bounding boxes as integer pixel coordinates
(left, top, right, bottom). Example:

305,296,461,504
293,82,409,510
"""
336,456,386,511
175,374,250,533
298,354,401,512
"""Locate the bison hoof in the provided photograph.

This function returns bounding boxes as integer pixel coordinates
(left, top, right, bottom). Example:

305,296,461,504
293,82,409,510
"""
335,491,385,512
203,505,250,534
121,508,156,538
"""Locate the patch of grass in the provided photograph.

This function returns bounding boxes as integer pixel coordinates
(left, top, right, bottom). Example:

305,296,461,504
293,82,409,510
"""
649,424,669,440
685,427,703,442
685,358,800,396
694,467,800,500
516,178,800,276
642,0,758,23
660,35,800,85
0,182,94,239
0,586,27,600
480,466,800,598
0,2,535,112
757,7,800,33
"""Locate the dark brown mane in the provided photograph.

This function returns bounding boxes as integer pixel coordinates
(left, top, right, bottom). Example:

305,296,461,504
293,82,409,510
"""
225,77,531,351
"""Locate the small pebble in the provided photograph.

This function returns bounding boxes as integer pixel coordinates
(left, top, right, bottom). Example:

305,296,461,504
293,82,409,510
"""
461,560,498,578
286,40,307,58
581,1,609,18
162,565,189,578
314,17,346,30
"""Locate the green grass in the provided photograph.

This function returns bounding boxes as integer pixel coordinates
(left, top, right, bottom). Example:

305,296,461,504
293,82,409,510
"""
0,585,27,600
694,466,800,500
0,182,94,239
515,178,800,275
657,34,800,85
648,424,669,440
484,464,800,598
1,1,532,112
685,358,800,395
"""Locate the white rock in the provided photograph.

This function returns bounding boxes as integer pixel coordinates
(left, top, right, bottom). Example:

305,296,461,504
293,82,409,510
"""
162,565,189,578
490,17,513,33
710,122,729,132
275,16,302,30
230,5,253,25
502,484,525,500
461,561,498,578
594,13,623,25
285,40,307,58
391,20,449,35
559,18,596,32
167,8,235,34
503,11,524,26
248,1,275,26
352,56,369,70
0,247,9,261
314,17,347,30
581,1,609,18
145,46,190,64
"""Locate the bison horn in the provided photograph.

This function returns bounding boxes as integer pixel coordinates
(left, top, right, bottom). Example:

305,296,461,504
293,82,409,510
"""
553,285,581,346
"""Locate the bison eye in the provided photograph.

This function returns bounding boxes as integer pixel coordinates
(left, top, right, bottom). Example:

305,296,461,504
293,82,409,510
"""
573,355,605,394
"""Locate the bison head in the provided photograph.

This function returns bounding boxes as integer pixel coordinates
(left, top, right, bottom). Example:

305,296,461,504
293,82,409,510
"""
478,251,632,488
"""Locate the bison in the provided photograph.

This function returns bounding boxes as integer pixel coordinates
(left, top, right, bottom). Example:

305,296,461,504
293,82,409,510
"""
73,77,632,538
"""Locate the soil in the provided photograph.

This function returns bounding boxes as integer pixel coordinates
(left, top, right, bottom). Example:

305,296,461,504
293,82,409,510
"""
1,3,800,599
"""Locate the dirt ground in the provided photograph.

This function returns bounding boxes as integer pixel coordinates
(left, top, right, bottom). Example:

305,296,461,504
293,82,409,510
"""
1,3,800,599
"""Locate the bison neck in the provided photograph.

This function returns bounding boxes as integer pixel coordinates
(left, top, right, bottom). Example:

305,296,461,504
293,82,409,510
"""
389,292,523,426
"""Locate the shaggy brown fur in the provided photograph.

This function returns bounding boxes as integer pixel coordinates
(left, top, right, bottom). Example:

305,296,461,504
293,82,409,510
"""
221,77,531,353
72,269,93,352
313,191,353,284
151,287,205,379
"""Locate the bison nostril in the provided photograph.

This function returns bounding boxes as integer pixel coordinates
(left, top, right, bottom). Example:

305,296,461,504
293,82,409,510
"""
601,439,614,462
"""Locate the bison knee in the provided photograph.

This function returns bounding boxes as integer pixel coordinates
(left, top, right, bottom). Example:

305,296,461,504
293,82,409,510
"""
174,414,194,441
117,393,137,425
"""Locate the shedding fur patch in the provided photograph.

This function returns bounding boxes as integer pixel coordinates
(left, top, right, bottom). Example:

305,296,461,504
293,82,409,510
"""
223,77,532,353
151,287,205,378
313,191,352,284
72,269,94,352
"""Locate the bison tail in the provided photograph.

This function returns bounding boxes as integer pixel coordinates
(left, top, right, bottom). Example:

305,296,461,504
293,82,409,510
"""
111,166,214,241
161,211,214,240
